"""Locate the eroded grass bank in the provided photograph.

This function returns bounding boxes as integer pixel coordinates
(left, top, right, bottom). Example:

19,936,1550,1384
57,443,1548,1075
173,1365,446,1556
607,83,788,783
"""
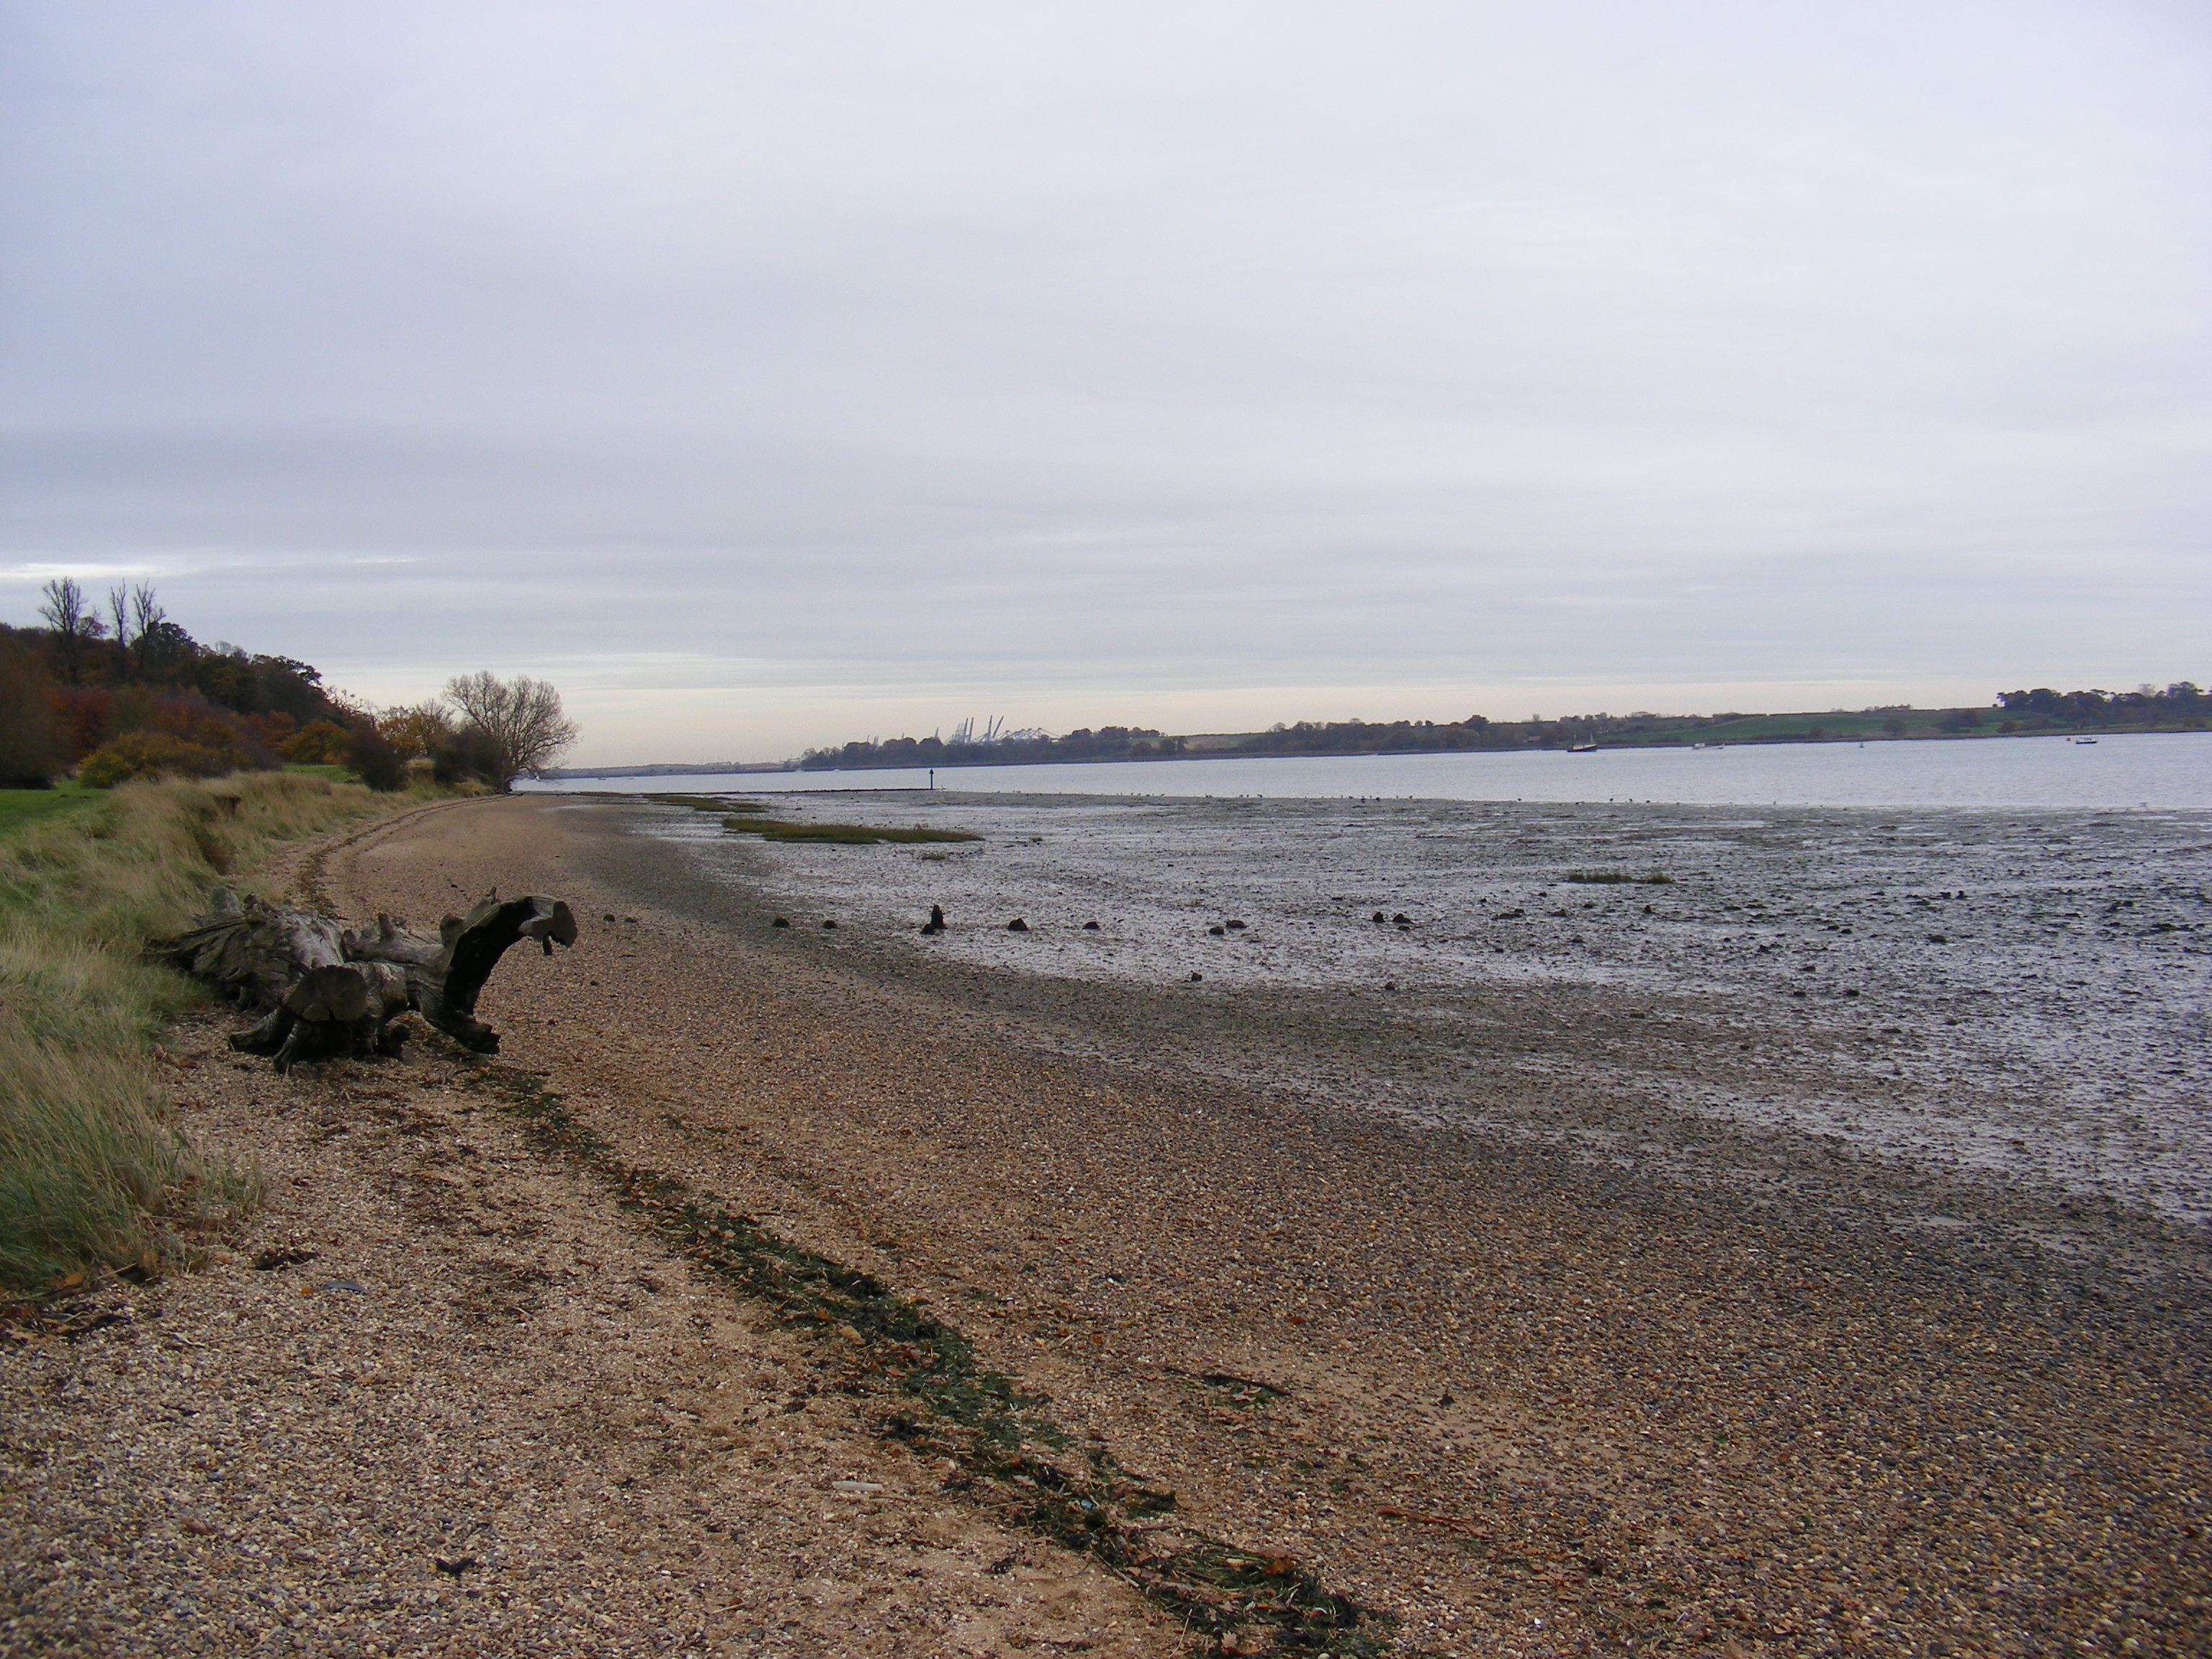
0,772,413,1289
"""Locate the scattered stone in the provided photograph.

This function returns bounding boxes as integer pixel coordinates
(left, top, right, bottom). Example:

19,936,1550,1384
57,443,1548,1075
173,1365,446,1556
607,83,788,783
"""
771,917,790,928
1082,920,1102,930
1007,918,1029,932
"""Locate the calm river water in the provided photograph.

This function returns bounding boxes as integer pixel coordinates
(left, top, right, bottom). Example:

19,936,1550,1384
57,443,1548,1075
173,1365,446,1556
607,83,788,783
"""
530,731,2209,811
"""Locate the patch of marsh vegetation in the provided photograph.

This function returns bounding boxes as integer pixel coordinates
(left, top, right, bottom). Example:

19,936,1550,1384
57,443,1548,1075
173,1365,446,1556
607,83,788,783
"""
647,793,770,812
0,773,415,1290
721,815,981,847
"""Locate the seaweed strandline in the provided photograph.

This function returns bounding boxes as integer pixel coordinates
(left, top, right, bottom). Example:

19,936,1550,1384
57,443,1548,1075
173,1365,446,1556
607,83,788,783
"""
462,1061,1383,1656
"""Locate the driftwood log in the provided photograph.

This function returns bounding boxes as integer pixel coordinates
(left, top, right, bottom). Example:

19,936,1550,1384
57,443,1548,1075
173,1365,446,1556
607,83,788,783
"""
157,888,577,1070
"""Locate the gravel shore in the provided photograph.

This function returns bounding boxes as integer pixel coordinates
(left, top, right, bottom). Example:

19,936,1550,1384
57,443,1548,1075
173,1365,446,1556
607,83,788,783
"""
6,793,2207,1656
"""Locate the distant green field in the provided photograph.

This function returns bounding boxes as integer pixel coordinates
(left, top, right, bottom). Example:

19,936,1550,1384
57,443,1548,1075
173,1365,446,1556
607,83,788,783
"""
1692,712,1907,742
1601,710,1930,746
281,762,359,783
0,781,102,836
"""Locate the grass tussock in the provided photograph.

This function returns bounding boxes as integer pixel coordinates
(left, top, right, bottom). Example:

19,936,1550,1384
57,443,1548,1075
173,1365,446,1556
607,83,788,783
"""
1563,869,1674,885
0,771,410,1290
721,815,981,846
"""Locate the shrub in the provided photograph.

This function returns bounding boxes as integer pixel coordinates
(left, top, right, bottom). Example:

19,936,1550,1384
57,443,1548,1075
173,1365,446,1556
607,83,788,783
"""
279,718,354,764
344,718,406,791
431,726,505,786
72,686,278,783
78,732,248,788
375,701,453,762
48,685,114,762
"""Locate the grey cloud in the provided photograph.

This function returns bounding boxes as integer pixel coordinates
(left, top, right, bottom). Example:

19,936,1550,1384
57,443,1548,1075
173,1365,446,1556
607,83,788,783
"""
3,1,2208,759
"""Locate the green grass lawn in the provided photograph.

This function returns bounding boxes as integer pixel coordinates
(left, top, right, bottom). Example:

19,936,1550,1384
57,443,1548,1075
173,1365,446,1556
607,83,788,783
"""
0,781,104,837
4,768,363,837
1597,710,1925,745
1691,711,1906,742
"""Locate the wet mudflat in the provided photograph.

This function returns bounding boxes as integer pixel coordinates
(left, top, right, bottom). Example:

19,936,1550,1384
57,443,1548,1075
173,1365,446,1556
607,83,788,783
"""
651,791,2212,1229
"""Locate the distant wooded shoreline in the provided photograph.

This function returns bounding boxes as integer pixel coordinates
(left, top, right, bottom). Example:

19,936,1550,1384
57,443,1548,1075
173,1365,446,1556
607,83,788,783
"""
545,683,2204,777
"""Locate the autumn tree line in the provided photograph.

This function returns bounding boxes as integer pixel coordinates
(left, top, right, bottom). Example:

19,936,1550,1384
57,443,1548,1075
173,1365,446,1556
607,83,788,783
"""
0,580,576,791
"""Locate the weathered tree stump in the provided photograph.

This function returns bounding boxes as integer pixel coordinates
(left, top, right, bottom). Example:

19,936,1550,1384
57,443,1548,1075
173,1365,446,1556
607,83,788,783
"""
156,888,577,1070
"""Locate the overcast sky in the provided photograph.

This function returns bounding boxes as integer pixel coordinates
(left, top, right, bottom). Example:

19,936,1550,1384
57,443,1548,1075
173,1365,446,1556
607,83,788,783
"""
4,2,2207,763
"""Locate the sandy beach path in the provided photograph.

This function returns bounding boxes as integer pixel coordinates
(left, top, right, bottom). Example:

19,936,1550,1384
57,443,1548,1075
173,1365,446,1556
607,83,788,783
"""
12,793,2204,1657
0,799,1179,1659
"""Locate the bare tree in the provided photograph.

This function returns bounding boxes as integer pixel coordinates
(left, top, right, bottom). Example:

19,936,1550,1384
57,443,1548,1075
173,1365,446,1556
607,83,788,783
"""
442,672,579,790
130,583,166,675
107,586,130,678
37,577,88,682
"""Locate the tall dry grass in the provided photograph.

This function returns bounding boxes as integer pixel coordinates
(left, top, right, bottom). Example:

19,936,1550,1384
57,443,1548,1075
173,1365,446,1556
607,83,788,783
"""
0,772,410,1289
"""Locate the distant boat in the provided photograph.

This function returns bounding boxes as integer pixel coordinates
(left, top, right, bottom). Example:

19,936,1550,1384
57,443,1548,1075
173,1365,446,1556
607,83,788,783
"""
1568,742,1598,753
2071,737,2098,745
